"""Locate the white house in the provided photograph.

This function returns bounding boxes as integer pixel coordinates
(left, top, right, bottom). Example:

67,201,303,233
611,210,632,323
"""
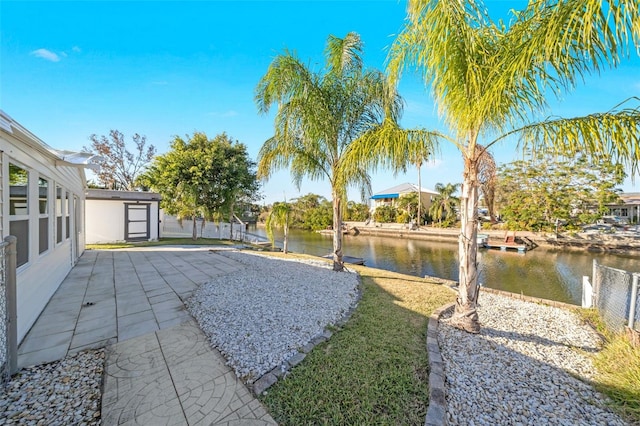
0,110,96,342
371,183,439,213
608,193,640,224
85,189,161,244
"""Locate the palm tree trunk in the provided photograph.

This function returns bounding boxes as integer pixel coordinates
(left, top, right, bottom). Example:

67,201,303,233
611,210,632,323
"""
332,192,344,271
417,162,422,227
451,156,481,333
192,215,197,241
283,219,289,254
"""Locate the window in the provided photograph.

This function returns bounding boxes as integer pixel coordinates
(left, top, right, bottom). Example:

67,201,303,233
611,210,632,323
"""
9,163,29,267
39,177,49,254
65,191,71,240
56,186,63,244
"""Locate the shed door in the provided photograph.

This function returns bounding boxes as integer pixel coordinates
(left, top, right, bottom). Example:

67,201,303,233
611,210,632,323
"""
125,203,150,241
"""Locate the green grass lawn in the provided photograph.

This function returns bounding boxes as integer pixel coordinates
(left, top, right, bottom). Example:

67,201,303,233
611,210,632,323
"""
86,237,240,250
258,255,455,425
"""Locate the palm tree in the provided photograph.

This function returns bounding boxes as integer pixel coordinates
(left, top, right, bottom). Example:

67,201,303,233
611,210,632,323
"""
265,201,292,253
255,32,406,271
429,182,460,226
389,0,640,332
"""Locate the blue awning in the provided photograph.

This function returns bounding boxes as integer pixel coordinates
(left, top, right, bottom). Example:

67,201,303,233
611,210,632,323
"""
371,193,399,199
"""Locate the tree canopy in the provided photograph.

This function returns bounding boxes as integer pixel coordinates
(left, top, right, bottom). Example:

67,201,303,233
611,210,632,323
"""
138,132,259,239
85,130,156,190
497,154,625,231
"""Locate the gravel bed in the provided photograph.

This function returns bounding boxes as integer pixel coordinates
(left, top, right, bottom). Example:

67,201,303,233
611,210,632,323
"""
0,349,104,426
187,251,359,383
439,292,626,425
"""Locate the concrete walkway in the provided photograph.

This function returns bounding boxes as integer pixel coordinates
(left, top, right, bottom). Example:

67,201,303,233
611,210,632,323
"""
17,247,276,425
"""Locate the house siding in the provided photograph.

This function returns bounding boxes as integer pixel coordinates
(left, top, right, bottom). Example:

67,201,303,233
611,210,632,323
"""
1,111,87,343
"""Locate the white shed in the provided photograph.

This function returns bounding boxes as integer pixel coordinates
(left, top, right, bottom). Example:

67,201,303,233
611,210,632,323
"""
0,110,94,342
86,189,161,244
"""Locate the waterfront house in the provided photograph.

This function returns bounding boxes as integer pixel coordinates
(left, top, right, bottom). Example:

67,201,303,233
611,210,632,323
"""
0,110,97,343
370,183,439,214
608,193,640,224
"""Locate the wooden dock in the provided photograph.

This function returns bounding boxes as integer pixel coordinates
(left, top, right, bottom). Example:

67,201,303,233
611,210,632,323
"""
481,231,536,253
484,241,528,252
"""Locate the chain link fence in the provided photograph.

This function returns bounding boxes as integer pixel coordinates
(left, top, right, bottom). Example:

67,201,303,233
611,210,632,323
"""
592,260,640,333
0,240,8,384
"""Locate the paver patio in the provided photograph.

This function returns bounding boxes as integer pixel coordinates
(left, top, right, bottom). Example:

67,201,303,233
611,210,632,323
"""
17,246,276,425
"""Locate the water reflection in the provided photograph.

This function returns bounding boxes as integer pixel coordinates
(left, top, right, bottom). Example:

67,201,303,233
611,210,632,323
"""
248,227,640,305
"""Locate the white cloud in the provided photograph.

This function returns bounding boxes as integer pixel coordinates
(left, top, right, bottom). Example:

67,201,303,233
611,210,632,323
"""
424,159,443,169
31,48,60,62
72,46,82,53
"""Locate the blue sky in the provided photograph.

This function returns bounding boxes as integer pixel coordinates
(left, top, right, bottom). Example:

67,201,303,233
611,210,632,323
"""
2,0,639,204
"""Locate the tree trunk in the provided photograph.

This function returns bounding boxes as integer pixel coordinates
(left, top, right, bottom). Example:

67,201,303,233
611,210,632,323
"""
283,219,289,254
229,204,235,241
451,155,481,333
332,192,344,271
192,216,197,241
417,162,422,227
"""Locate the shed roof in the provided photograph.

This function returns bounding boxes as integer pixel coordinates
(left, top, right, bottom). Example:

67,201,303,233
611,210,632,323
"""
86,189,161,201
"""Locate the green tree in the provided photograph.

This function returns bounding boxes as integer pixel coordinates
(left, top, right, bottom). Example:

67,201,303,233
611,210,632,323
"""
255,32,405,271
497,154,625,231
288,194,331,230
85,130,156,190
345,201,370,222
265,201,292,253
429,183,460,227
397,192,419,222
389,0,640,332
373,205,397,223
138,132,258,240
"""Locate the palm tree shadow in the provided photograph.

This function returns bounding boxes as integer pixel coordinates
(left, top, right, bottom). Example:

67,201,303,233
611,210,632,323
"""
437,314,629,424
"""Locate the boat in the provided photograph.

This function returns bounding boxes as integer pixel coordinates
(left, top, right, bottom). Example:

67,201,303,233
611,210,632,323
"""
477,233,489,247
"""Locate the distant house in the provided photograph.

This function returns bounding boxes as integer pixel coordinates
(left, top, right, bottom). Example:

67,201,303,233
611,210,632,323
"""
608,193,640,224
85,189,161,244
371,183,439,213
0,110,97,342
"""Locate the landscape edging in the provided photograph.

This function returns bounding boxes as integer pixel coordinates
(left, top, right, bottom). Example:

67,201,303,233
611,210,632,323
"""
425,302,455,426
252,272,363,396
425,287,582,426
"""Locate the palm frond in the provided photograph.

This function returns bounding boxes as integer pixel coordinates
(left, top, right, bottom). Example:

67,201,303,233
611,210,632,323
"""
496,101,640,174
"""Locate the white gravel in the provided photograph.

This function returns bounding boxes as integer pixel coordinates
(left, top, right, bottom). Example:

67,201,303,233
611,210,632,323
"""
439,292,627,425
0,349,104,426
187,251,359,383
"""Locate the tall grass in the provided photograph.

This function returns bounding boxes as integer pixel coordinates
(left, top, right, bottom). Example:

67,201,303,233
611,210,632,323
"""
581,309,640,423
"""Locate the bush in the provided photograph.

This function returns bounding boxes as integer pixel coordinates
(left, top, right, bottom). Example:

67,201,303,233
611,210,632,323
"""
373,205,397,223
396,212,410,224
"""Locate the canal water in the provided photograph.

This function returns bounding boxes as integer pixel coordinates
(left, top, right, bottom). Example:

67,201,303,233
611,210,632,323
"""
247,227,640,305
